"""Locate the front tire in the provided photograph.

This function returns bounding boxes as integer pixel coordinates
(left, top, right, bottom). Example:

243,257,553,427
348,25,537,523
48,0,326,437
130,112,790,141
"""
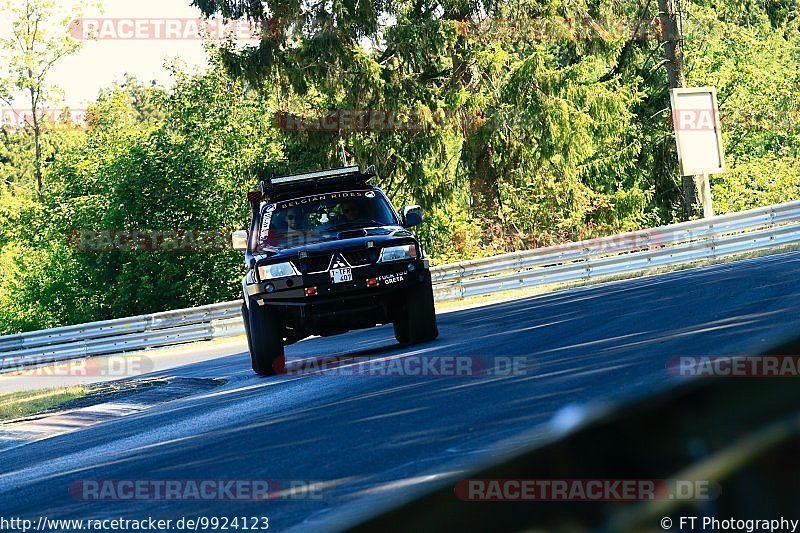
398,273,438,344
243,301,284,376
393,319,410,344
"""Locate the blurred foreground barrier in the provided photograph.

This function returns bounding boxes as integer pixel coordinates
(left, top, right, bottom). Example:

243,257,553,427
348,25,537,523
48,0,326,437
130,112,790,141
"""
3,200,800,370
345,335,800,532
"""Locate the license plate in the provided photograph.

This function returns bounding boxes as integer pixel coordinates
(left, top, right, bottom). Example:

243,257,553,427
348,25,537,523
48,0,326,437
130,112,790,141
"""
330,267,353,283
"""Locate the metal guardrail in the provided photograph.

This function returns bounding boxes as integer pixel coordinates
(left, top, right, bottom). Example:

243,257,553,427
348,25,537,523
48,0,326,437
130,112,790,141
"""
2,199,800,372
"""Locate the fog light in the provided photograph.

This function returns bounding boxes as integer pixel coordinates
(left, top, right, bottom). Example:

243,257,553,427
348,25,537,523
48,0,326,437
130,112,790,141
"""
407,263,416,272
367,277,378,288
265,283,275,293
305,286,318,296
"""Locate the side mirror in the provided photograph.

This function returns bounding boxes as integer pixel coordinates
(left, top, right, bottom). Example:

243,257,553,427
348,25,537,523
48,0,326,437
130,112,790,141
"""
401,205,423,228
231,230,248,251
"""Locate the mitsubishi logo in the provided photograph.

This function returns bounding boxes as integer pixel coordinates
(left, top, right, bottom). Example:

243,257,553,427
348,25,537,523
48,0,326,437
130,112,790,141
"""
331,254,349,269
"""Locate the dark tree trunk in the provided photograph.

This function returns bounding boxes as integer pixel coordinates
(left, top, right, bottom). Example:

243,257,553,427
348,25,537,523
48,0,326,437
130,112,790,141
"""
470,143,501,226
657,0,687,89
658,0,711,217
29,85,43,195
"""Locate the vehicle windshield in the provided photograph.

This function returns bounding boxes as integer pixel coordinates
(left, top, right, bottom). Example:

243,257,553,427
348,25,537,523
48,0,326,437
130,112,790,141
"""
258,190,398,249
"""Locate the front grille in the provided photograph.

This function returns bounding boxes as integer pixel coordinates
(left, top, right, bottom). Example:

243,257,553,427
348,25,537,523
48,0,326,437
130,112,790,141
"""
298,254,332,273
342,249,375,266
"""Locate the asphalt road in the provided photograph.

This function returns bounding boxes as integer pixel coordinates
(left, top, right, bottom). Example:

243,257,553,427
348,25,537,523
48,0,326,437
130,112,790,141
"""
2,252,800,532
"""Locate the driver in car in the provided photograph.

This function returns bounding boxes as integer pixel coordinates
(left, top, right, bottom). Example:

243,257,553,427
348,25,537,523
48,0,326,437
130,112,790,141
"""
284,207,306,245
339,200,361,222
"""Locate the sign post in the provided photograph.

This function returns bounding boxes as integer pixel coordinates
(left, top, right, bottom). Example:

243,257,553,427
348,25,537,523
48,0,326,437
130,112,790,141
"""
669,87,726,218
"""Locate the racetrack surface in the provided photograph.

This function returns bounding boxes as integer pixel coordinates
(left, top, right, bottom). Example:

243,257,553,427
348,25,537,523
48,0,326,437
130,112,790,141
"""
1,251,799,532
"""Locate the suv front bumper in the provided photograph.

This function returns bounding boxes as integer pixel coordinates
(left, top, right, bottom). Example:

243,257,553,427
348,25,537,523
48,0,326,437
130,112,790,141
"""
246,258,429,303
245,258,431,339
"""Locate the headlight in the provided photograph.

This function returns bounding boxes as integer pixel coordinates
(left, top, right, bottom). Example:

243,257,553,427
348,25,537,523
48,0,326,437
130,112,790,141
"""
378,244,417,262
258,261,299,280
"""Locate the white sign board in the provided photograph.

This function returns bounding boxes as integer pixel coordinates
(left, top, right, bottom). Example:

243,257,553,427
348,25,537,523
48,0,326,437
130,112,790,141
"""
669,87,725,176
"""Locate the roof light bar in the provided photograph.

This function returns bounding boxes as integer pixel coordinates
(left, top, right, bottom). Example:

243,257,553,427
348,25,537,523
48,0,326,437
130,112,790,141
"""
261,165,376,198
271,166,361,185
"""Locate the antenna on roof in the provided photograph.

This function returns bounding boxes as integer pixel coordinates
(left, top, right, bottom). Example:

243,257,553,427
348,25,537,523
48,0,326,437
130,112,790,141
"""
338,128,348,167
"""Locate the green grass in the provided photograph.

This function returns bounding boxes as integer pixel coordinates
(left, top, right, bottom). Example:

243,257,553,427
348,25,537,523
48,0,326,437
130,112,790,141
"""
0,386,88,422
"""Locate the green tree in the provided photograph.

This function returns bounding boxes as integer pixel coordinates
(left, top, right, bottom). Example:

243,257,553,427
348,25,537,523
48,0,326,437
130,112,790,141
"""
39,62,283,322
194,0,664,240
0,0,85,193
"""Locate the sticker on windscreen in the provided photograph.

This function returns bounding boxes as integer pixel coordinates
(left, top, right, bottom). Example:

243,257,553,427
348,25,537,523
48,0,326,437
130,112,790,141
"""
278,191,368,209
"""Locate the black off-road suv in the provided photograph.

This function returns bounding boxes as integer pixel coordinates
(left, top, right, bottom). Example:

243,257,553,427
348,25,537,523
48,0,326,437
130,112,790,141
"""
233,165,438,375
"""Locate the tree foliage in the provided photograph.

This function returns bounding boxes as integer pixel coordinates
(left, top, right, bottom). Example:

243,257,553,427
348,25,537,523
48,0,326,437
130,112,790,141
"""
0,66,283,332
0,0,86,193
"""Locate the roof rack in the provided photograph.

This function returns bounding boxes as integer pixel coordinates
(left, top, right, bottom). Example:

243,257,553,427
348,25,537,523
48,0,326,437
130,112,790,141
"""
261,165,376,199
